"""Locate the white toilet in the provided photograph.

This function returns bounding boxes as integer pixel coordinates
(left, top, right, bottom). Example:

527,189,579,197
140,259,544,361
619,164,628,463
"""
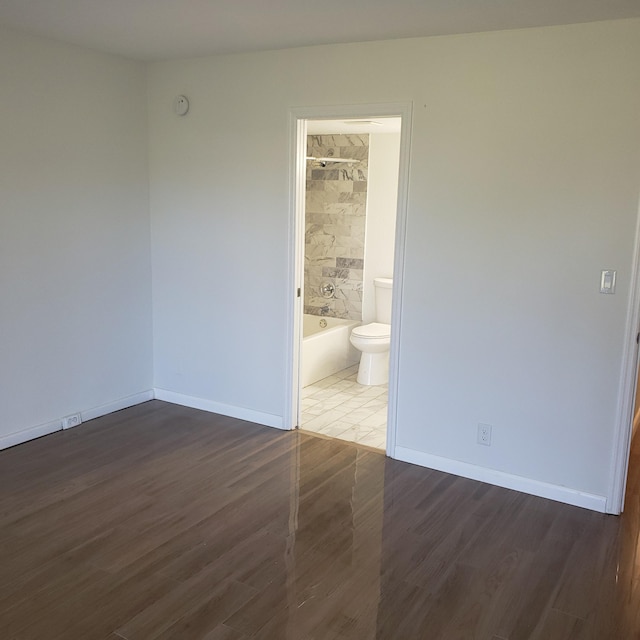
350,277,393,385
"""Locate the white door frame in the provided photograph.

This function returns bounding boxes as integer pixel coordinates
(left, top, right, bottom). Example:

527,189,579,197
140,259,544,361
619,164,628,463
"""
608,196,640,514
283,102,413,459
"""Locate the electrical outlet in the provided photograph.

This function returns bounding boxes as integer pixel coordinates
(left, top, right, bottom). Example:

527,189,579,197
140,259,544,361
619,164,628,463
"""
62,413,82,430
477,423,492,446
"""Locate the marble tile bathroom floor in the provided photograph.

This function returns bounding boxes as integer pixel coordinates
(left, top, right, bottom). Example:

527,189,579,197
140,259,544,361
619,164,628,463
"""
300,364,388,450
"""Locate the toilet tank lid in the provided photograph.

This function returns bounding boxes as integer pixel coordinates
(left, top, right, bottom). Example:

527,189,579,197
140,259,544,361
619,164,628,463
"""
352,322,391,338
374,277,393,289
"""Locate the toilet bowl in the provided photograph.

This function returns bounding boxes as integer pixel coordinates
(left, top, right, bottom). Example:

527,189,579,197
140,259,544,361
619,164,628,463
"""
350,277,393,385
349,322,391,385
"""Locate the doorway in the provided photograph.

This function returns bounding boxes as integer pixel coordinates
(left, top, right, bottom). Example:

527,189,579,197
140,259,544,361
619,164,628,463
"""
609,203,640,514
626,380,640,505
620,351,640,510
286,104,412,455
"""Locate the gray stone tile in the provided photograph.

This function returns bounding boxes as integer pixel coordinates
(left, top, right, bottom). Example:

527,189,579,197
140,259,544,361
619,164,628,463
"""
322,267,350,278
336,257,364,269
335,287,362,302
336,235,363,249
337,169,356,181
306,180,325,191
338,191,367,204
332,246,350,258
324,181,354,193
345,145,370,159
312,169,339,180
305,134,369,326
307,232,336,246
305,252,334,266
336,134,369,146
323,203,353,215
307,191,340,207
323,224,352,236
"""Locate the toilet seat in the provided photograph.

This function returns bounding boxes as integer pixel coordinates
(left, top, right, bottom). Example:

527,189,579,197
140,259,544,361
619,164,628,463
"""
351,322,391,339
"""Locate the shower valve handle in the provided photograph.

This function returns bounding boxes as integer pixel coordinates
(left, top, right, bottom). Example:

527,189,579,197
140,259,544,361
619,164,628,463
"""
321,282,336,298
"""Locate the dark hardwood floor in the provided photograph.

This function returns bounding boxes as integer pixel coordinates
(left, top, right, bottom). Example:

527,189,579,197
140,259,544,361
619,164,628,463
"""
1,400,639,639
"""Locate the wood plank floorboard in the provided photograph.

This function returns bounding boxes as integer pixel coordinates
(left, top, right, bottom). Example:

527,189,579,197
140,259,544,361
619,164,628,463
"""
1,400,640,638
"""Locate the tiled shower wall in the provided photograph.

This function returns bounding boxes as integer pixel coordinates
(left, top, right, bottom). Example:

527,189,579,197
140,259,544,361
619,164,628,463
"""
305,134,369,320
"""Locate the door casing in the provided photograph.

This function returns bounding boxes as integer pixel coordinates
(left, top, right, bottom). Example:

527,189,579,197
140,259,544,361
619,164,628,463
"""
284,102,413,460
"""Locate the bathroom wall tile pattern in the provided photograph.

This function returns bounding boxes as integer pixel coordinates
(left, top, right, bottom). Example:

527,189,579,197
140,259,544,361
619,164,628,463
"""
301,365,387,450
336,257,364,269
305,134,369,321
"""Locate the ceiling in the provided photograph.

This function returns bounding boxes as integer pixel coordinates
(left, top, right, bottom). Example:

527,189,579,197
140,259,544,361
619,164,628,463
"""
0,0,639,62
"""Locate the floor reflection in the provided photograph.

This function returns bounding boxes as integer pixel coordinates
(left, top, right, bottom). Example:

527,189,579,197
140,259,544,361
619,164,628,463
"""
263,428,640,639
278,432,384,639
3,401,640,638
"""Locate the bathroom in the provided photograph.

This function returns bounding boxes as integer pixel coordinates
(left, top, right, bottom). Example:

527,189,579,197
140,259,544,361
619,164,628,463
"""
299,118,401,450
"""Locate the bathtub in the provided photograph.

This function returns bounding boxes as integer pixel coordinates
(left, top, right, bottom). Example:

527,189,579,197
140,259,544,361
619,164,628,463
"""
301,314,360,387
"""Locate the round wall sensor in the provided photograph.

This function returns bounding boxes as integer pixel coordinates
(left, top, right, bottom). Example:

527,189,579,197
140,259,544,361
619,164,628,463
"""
173,95,189,116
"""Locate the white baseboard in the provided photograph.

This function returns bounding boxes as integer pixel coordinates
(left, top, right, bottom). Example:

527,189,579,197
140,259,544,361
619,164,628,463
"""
153,388,285,430
394,446,607,513
0,390,155,451
81,390,155,422
0,419,62,451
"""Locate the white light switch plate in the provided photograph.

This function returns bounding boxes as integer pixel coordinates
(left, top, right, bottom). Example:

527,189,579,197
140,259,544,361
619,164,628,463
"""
600,270,616,294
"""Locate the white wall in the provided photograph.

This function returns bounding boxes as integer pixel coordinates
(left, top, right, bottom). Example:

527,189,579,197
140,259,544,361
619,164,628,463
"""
363,132,401,323
148,19,640,505
0,28,153,447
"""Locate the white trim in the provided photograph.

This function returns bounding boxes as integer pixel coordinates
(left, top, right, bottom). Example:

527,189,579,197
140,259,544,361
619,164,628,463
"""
154,388,285,429
386,103,412,457
608,191,640,514
0,418,62,451
286,102,413,453
81,390,155,422
395,446,607,513
0,389,154,451
283,113,307,430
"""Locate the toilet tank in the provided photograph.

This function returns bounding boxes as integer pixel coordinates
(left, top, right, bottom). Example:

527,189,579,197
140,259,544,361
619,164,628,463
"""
374,277,393,324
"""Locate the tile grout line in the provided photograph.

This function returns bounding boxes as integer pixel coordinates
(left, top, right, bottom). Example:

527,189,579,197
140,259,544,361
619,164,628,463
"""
301,366,387,449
